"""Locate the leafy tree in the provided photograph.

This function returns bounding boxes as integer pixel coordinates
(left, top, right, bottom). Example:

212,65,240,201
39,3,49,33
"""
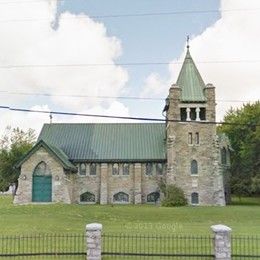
218,102,260,196
251,175,260,194
0,127,36,191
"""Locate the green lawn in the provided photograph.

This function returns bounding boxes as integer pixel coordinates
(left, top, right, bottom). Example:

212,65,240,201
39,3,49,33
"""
0,195,260,236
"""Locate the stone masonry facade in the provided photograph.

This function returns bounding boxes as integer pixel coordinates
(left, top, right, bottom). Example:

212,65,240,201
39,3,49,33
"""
14,147,166,204
165,84,226,206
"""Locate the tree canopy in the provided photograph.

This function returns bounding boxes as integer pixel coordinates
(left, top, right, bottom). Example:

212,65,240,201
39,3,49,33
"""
218,101,260,196
0,127,36,191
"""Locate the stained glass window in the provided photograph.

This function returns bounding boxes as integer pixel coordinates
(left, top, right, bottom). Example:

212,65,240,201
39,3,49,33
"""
147,192,160,203
33,161,50,176
80,192,95,202
191,192,199,204
145,163,153,175
79,163,86,175
112,163,119,175
90,163,96,175
156,163,163,175
123,163,129,175
113,192,129,202
191,160,198,175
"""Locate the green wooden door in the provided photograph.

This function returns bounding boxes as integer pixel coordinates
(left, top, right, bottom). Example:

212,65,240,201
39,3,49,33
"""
32,176,52,202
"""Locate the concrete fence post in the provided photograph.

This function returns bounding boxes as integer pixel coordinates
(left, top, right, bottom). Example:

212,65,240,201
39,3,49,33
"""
211,224,232,260
86,223,102,260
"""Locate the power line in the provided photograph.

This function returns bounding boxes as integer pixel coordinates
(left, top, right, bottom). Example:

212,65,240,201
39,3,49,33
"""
0,105,259,126
0,59,260,69
0,90,254,103
0,6,259,23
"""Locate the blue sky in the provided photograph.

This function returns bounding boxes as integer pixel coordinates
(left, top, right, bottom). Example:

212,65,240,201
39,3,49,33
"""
58,0,220,118
0,0,259,134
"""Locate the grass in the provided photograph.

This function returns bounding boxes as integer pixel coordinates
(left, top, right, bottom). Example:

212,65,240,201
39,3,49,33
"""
0,195,259,236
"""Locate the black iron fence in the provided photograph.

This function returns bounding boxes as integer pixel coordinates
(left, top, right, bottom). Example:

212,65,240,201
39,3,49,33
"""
0,232,259,259
0,233,86,259
232,235,260,259
102,233,214,259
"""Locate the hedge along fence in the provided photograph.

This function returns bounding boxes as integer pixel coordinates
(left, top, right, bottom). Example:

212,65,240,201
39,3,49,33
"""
0,224,260,259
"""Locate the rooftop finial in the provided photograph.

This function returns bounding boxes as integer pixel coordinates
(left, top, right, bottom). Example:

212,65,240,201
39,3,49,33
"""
49,113,53,124
186,35,190,49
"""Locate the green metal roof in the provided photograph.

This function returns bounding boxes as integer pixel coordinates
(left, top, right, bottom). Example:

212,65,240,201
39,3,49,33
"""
38,123,166,162
15,139,77,171
177,48,206,102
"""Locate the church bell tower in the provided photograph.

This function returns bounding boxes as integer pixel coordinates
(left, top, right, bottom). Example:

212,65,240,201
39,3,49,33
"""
164,42,225,205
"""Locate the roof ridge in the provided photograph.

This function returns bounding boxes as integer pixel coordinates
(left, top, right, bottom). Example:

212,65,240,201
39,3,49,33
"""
43,122,165,126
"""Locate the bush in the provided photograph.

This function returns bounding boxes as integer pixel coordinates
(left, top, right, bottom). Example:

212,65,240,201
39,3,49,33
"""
162,185,187,207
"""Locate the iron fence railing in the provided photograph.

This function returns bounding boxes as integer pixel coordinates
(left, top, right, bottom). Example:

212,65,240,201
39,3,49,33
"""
232,235,260,259
0,232,260,259
0,233,86,258
102,233,214,259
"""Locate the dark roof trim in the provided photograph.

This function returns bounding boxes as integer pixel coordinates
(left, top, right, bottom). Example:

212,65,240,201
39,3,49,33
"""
72,159,167,163
14,140,77,172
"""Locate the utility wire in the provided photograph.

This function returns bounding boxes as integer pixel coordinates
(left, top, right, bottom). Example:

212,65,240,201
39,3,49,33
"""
0,60,260,69
0,6,259,22
0,105,259,126
0,90,255,103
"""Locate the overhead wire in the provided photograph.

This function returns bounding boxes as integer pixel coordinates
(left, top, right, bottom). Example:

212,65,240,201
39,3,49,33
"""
0,3,259,23
0,90,255,103
0,105,259,127
0,59,260,69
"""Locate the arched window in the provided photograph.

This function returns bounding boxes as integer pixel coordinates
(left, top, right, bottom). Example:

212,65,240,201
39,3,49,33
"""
80,192,95,202
191,160,198,175
112,163,119,175
145,163,153,175
147,192,160,203
33,161,50,176
191,192,199,204
156,163,163,175
79,163,86,175
90,163,96,175
113,192,129,203
221,148,227,165
123,163,129,175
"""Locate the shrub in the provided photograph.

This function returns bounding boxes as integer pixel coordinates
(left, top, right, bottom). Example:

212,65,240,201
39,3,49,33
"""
162,184,187,207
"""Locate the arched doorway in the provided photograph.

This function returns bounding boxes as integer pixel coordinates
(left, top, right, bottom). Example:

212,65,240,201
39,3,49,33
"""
32,162,52,202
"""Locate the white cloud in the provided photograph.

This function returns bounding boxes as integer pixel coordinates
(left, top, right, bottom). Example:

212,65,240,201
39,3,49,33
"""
58,101,132,123
0,0,129,135
143,0,260,120
0,100,132,138
140,73,168,98
0,105,51,136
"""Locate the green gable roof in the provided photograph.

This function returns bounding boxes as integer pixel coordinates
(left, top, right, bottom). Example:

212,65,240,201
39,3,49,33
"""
177,48,206,102
38,123,166,162
15,139,77,171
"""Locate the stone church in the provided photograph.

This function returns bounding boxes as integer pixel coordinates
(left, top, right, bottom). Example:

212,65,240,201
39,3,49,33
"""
14,46,231,206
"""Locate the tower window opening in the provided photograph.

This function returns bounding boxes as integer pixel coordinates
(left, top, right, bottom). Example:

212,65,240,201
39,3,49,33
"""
199,108,206,120
180,108,187,121
188,132,192,144
195,132,199,144
190,108,196,120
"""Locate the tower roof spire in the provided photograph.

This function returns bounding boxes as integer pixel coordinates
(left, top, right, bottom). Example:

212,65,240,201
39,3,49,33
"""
186,35,190,49
176,39,206,102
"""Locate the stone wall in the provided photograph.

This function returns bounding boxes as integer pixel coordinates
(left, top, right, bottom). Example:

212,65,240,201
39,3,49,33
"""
77,162,165,205
14,147,72,204
15,151,165,204
165,84,226,206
